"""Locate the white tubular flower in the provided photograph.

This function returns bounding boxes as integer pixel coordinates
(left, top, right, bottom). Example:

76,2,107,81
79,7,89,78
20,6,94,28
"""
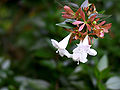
51,33,72,58
72,35,97,64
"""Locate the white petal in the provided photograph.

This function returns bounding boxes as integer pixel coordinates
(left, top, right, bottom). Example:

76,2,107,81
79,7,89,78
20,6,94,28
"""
51,39,59,49
88,49,97,56
73,52,88,63
72,52,79,61
58,49,72,58
59,33,72,49
79,52,88,63
82,35,89,45
58,49,64,57
63,49,72,58
81,0,89,9
80,58,88,63
73,46,79,53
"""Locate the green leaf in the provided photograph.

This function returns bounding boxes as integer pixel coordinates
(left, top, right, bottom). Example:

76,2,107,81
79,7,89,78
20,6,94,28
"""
64,19,76,23
70,81,85,89
39,60,56,69
33,48,54,58
94,66,100,79
98,81,106,90
15,76,50,90
106,76,120,89
97,55,108,72
1,60,10,70
98,10,105,14
56,22,75,29
100,68,110,79
28,79,50,90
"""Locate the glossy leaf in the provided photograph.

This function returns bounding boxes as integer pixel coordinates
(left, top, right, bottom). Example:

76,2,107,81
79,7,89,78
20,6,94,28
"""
97,55,108,72
56,22,75,29
106,76,120,89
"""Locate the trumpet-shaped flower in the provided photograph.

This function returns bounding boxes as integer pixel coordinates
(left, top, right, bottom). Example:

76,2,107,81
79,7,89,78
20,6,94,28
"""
72,35,97,64
51,33,72,58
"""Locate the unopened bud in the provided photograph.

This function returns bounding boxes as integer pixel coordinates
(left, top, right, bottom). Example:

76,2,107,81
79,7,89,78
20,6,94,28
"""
64,6,74,15
93,21,96,24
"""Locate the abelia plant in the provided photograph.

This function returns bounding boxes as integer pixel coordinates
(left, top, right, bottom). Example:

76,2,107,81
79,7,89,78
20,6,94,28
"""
51,0,112,64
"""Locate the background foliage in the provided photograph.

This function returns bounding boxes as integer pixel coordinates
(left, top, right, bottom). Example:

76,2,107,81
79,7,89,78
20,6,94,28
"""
0,0,120,90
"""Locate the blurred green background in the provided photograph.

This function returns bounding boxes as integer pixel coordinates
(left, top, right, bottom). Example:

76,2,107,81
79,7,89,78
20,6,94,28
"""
0,0,120,90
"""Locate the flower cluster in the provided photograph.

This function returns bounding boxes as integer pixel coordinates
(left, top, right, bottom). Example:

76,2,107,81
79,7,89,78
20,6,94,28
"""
51,0,112,64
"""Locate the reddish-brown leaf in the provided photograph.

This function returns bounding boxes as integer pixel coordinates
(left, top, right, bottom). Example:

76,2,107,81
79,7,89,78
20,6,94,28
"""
86,24,91,31
69,34,74,43
87,15,97,22
78,8,85,21
64,28,72,32
94,24,100,29
98,21,106,26
103,23,112,29
95,18,100,22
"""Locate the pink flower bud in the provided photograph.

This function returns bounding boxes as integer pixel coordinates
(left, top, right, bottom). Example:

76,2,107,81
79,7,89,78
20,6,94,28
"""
64,5,74,15
62,15,73,19
100,31,104,37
